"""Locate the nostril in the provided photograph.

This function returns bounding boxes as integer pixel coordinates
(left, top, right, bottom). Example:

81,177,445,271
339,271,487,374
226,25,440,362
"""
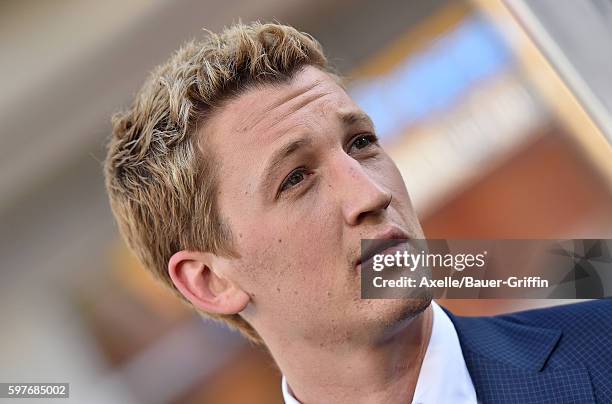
355,211,369,225
384,194,392,210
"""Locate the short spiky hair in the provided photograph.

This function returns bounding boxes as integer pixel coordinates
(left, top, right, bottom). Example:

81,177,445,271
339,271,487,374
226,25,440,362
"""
104,22,332,343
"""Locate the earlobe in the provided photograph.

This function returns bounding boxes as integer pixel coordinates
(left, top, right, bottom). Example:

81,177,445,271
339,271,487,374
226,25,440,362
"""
168,250,250,315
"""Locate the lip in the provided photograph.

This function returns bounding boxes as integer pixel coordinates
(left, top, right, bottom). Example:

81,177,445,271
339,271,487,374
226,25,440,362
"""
355,226,411,269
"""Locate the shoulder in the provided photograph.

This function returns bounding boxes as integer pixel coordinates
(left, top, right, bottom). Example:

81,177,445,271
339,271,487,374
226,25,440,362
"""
444,299,612,367
446,299,612,336
497,300,612,368
445,300,612,367
445,300,612,402
498,299,612,333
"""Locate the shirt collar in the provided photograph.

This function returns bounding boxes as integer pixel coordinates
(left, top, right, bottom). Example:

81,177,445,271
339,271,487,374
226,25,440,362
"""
282,372,300,404
411,300,476,403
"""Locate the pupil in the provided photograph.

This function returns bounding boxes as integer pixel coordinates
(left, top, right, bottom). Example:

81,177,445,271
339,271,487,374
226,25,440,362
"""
356,137,368,148
290,172,303,184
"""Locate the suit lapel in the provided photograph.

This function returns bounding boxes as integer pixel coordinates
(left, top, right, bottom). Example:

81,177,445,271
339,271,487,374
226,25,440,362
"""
443,307,596,403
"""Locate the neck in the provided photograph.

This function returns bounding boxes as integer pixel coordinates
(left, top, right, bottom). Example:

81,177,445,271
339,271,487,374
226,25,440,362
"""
266,303,433,404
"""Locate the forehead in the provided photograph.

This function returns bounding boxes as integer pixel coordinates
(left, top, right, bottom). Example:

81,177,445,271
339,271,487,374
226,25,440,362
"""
201,66,364,199
205,66,356,147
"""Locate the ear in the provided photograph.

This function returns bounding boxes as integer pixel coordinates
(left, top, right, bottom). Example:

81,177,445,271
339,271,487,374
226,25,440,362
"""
168,250,250,315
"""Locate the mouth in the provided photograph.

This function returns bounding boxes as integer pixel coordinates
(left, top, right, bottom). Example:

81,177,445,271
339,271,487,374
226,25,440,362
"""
355,227,411,270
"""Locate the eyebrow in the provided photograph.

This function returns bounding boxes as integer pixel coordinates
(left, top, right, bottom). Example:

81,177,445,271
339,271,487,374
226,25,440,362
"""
338,110,375,129
258,111,375,197
260,137,313,195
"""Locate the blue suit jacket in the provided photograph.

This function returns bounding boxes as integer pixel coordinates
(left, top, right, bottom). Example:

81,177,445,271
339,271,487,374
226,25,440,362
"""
442,299,612,403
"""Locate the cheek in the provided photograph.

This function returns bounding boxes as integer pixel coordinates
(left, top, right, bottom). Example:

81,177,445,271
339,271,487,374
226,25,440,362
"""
234,200,342,295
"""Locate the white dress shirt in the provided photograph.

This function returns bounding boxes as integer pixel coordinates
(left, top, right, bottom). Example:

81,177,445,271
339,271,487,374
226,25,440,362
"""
281,300,477,403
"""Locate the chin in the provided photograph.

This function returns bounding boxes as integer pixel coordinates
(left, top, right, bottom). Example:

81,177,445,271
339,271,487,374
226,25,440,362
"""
367,291,433,343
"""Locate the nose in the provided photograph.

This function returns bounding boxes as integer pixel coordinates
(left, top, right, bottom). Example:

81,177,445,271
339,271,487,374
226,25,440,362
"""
336,158,392,226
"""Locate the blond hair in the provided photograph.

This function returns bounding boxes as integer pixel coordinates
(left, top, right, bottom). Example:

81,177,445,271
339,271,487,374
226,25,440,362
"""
104,22,332,343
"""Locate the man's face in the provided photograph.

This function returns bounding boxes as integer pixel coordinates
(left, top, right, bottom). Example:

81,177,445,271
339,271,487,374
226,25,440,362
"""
205,66,428,346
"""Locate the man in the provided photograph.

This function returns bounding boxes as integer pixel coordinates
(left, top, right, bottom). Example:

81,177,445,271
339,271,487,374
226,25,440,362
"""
105,22,612,403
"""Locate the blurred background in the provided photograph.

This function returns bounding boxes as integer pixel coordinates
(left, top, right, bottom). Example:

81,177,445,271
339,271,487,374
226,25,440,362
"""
1,0,611,402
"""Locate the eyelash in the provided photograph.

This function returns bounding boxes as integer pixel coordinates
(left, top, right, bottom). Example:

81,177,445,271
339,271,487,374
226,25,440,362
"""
349,133,379,152
277,168,307,197
277,133,379,195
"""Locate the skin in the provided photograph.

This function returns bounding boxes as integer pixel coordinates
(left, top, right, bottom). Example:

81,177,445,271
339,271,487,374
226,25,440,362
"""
169,65,433,403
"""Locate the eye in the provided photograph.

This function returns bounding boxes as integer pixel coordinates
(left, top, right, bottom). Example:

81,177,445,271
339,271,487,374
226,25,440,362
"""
279,168,307,193
349,133,378,152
